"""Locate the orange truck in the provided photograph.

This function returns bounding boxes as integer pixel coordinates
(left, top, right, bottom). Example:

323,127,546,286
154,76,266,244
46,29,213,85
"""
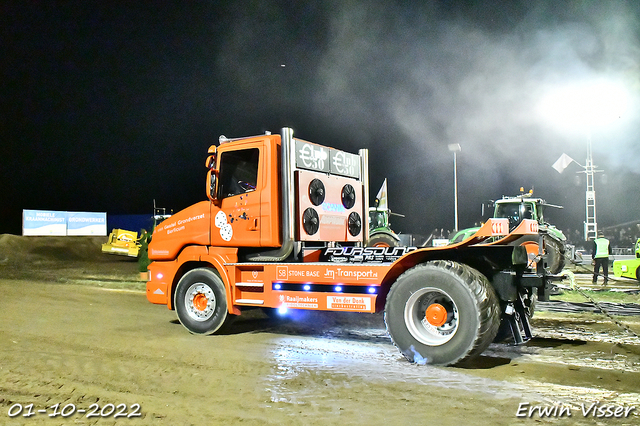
146,128,556,366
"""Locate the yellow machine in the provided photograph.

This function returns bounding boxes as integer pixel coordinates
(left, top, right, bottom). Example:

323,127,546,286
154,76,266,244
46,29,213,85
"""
101,229,141,257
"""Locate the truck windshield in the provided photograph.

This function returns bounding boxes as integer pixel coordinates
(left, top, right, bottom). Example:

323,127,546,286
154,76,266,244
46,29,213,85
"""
218,148,259,199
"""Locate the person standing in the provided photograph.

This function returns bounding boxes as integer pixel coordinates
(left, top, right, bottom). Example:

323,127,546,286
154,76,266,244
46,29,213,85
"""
592,231,612,286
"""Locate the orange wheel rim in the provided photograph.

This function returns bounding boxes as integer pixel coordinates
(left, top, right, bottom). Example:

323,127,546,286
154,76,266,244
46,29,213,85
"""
193,293,209,311
425,303,448,327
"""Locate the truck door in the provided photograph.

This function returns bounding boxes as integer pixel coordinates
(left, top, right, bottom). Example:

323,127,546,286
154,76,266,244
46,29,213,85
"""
212,146,262,247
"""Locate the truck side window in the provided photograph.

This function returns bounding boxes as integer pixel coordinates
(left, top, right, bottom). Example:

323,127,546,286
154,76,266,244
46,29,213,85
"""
217,148,259,199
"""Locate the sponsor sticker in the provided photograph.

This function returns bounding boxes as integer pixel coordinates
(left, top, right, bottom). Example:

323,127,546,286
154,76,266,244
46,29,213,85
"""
327,295,371,311
278,294,319,309
322,246,416,263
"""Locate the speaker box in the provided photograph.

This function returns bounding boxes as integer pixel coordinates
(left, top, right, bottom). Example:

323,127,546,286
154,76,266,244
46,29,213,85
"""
296,170,363,242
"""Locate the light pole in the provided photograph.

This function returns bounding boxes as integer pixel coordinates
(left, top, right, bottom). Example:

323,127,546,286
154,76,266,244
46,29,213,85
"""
583,129,599,240
448,143,461,232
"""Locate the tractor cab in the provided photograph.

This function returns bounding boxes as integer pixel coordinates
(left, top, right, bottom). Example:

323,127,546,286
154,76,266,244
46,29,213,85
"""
369,208,389,231
494,201,536,229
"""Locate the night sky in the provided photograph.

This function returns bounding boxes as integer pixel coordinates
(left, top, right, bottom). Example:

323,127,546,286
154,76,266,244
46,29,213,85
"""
2,1,639,242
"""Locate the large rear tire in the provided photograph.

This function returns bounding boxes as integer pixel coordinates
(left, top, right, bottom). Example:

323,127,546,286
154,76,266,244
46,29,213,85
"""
384,261,500,366
517,235,565,274
175,268,234,335
543,235,566,274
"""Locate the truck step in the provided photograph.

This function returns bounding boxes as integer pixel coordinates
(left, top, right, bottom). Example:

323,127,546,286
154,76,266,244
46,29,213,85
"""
235,299,265,305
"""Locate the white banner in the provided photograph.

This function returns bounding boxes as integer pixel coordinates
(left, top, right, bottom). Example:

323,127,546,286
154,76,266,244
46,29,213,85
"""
22,210,107,236
22,210,67,236
67,212,107,236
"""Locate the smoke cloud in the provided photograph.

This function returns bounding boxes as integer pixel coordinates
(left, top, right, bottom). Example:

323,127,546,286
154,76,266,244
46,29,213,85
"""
309,1,640,234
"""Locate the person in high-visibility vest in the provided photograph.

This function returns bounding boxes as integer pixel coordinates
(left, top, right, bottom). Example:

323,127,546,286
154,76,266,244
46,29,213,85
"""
592,231,612,285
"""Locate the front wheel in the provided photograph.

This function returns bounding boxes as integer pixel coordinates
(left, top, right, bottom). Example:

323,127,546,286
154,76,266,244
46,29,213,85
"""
175,268,234,335
384,261,500,366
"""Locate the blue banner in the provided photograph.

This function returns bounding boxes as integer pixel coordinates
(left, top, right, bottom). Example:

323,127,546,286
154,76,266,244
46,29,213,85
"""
22,210,107,236
22,210,67,236
67,212,107,236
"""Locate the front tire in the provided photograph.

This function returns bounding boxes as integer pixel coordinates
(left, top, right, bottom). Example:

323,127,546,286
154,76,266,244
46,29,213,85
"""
384,261,500,366
175,268,233,335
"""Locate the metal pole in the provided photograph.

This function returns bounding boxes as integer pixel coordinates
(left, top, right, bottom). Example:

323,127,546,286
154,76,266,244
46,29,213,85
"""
453,150,459,232
584,129,597,241
448,143,461,232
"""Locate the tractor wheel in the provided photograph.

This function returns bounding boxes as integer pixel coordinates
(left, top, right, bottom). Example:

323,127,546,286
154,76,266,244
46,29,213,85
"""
544,235,566,274
384,260,500,366
368,233,398,247
517,235,565,274
636,265,640,283
175,268,234,335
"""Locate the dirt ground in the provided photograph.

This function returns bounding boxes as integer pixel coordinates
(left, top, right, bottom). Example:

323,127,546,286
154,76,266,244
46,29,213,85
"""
1,235,640,425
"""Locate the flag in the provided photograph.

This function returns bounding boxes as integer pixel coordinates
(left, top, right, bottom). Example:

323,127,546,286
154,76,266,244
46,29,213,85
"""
552,153,575,174
375,179,388,210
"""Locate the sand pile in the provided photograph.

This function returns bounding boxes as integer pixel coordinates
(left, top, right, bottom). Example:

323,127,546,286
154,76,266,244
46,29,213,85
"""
0,234,112,264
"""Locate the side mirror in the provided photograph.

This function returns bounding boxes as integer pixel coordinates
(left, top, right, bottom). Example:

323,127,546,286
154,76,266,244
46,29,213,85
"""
206,170,217,201
205,148,218,201
205,154,216,169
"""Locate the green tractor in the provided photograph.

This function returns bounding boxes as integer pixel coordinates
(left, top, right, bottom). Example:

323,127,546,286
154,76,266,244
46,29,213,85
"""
452,189,567,274
137,203,172,273
367,179,403,247
368,207,403,247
